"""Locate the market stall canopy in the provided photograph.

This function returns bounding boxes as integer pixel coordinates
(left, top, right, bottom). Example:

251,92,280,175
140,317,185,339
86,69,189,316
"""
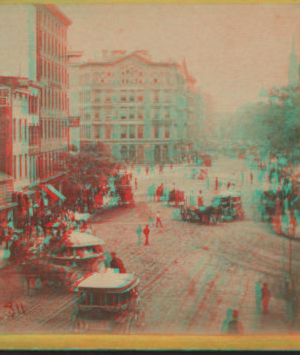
68,231,105,247
77,272,139,293
39,184,66,201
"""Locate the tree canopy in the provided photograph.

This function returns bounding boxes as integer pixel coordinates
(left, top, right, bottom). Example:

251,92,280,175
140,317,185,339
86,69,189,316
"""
228,84,300,155
63,142,118,187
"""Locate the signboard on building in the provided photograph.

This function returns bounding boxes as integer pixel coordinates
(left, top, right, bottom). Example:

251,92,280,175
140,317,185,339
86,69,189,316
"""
0,87,10,107
67,116,80,127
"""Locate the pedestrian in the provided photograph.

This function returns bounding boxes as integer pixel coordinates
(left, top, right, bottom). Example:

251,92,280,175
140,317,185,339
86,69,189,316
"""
255,280,262,314
110,252,126,273
136,224,142,245
156,210,162,228
198,191,203,207
215,177,219,191
250,172,254,185
261,283,271,314
148,210,155,227
288,210,297,237
143,225,150,246
285,286,297,326
69,298,82,331
221,309,233,333
135,178,138,190
145,166,149,176
104,251,112,268
227,310,243,334
189,191,196,207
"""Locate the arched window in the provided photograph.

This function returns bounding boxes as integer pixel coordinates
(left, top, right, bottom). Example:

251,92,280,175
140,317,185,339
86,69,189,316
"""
121,146,128,161
129,145,136,162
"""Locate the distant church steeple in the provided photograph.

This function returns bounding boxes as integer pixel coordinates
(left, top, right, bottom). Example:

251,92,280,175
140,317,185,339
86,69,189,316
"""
288,35,299,85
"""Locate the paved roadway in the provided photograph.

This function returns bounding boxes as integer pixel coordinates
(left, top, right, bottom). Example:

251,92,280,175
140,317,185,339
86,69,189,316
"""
0,156,299,334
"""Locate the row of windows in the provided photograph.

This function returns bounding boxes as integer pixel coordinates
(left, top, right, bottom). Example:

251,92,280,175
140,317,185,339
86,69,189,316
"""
40,119,68,140
40,32,67,62
37,10,67,41
84,90,174,105
90,109,172,122
80,72,175,85
39,57,68,85
13,119,37,144
41,87,68,112
80,125,170,140
13,150,65,181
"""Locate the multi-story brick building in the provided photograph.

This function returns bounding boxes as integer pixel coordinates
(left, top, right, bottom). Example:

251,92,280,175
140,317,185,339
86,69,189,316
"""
0,5,72,189
35,5,72,183
70,51,199,164
0,77,41,191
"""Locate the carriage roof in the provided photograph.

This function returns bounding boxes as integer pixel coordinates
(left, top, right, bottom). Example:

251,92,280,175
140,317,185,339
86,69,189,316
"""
67,232,105,248
213,191,242,199
76,273,139,293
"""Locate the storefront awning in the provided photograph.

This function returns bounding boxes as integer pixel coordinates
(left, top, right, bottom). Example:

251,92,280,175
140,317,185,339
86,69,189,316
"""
39,184,66,201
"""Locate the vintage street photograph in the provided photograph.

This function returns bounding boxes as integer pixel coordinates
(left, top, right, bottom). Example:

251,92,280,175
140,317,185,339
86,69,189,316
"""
0,3,300,339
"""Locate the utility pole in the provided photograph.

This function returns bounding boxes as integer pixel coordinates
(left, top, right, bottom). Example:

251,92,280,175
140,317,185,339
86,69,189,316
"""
289,238,293,290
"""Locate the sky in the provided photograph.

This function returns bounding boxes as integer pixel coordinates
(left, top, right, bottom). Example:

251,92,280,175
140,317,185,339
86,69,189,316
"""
59,4,300,114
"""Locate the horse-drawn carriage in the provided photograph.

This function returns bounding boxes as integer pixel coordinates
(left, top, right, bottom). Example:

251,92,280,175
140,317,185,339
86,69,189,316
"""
73,272,145,333
168,189,185,207
181,191,244,224
19,231,106,291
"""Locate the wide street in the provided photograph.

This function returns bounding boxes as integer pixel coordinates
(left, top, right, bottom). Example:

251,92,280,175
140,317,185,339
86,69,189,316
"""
0,156,299,334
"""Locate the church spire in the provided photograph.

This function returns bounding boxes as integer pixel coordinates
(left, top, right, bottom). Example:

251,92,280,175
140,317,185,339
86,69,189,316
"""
288,34,299,85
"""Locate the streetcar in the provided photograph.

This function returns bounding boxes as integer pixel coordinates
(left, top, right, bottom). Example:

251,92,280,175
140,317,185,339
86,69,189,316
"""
73,272,144,333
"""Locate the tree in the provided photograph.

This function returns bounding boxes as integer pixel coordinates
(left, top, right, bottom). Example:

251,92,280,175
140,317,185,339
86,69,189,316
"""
63,142,117,187
228,84,300,156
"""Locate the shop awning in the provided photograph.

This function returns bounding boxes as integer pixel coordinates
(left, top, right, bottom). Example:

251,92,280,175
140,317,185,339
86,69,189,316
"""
39,184,66,201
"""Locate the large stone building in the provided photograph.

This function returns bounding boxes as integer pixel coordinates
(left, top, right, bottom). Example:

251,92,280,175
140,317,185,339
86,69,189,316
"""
0,5,72,189
70,51,199,164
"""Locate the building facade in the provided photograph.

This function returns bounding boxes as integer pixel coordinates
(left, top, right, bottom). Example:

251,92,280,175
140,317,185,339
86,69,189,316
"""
0,5,72,188
34,5,72,182
70,51,199,164
0,77,41,191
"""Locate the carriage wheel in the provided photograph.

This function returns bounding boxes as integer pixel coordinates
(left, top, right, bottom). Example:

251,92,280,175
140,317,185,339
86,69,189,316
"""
122,313,135,334
135,311,146,331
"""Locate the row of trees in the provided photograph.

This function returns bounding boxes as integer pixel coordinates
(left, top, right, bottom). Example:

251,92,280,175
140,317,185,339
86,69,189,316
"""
227,84,300,157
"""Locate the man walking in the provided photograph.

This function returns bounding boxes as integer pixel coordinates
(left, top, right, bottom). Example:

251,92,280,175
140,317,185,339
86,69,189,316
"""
148,210,155,227
215,177,219,191
255,280,262,314
143,225,150,246
227,310,243,334
136,224,142,245
262,283,271,314
156,211,162,228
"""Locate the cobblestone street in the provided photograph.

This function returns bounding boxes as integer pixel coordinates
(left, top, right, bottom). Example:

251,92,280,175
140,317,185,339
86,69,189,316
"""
0,157,299,334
